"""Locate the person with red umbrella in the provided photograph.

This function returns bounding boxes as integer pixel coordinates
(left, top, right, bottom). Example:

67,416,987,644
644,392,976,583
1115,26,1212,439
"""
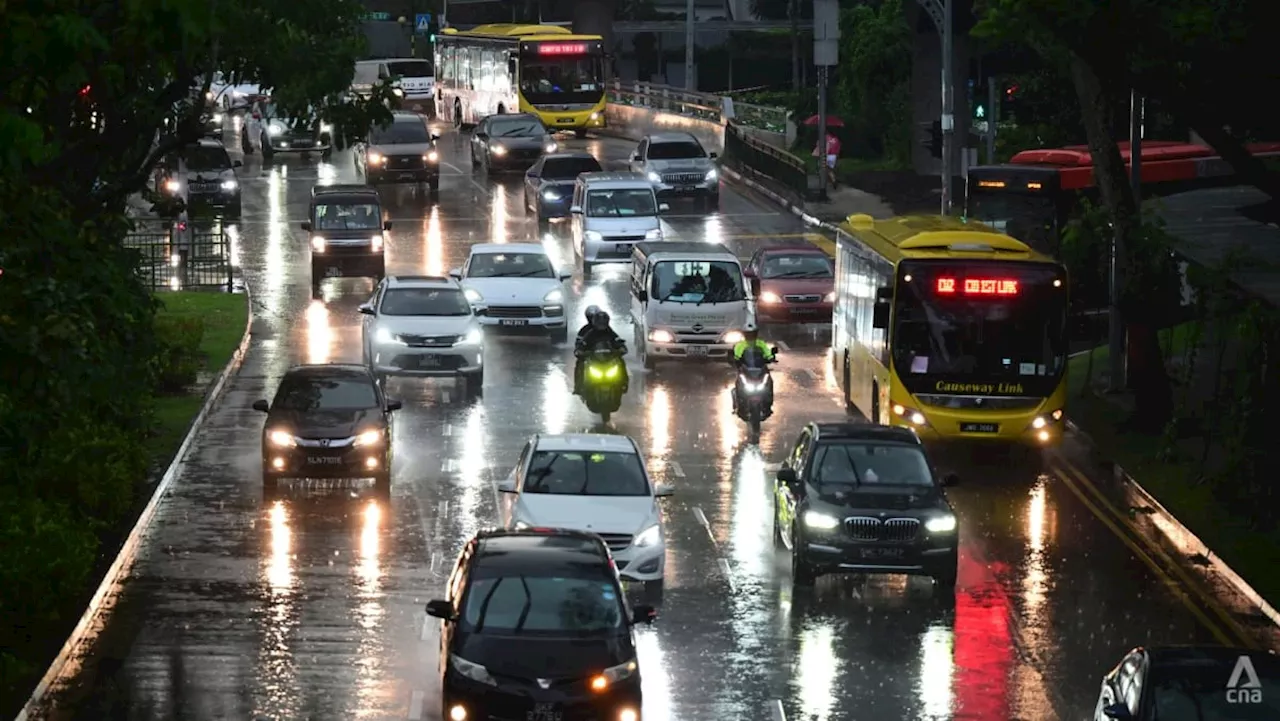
805,114,844,189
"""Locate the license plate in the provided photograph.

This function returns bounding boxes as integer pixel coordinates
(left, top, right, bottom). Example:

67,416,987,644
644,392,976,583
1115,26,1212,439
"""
414,355,441,368
857,547,905,559
306,456,342,465
295,141,313,147
324,266,343,278
615,244,633,254
557,117,573,124
960,423,1000,433
687,345,708,356
790,307,817,315
500,319,528,326
397,172,416,180
527,703,561,721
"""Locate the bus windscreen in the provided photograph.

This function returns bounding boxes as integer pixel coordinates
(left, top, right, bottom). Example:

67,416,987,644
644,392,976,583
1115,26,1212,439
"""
966,188,1058,252
891,261,1067,396
520,44,603,105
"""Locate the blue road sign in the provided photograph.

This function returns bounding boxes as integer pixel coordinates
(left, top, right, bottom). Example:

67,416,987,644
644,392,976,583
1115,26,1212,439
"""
416,13,432,33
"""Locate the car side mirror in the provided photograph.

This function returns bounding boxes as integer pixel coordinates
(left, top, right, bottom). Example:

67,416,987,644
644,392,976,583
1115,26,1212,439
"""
449,267,462,279
425,599,455,620
708,151,718,159
872,286,892,329
383,221,392,231
630,154,641,162
300,221,311,231
1102,703,1132,720
558,271,572,282
496,478,517,493
749,277,761,296
777,467,798,486
358,303,374,315
636,289,648,303
386,400,403,412
252,399,270,412
631,605,657,625
475,132,488,140
569,205,582,214
528,172,539,178
233,160,243,167
942,472,960,487
654,483,674,497
431,134,440,141
658,203,670,212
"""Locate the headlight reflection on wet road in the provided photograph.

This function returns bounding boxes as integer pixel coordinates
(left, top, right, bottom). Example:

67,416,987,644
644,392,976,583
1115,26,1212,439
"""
353,500,387,713
306,299,332,364
257,500,301,715
424,206,443,275
918,623,955,716
795,622,838,721
490,187,508,244
648,385,671,470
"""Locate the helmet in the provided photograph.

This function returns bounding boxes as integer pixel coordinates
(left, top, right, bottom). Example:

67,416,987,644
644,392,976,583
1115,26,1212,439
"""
591,311,610,329
584,305,602,321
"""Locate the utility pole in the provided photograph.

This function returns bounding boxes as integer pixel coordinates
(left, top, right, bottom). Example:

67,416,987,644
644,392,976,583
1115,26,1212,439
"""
914,0,954,214
985,77,997,164
814,0,839,201
684,0,695,90
1108,90,1144,392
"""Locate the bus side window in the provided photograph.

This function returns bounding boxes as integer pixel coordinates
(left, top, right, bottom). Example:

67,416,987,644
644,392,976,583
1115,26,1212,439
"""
872,287,891,329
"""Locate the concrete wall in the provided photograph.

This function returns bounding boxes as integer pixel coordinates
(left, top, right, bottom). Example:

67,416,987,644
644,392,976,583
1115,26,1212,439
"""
602,103,788,151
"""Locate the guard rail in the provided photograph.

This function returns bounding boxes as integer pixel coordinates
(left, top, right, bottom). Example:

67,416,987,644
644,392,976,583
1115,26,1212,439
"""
606,80,789,134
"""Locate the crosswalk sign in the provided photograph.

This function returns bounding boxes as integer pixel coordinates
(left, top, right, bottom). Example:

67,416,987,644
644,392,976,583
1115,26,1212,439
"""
416,13,432,33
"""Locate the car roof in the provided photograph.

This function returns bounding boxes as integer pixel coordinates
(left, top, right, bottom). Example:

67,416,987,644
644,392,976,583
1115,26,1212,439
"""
577,171,652,187
283,363,374,380
542,152,599,162
533,433,639,454
1145,646,1280,670
758,243,831,256
312,183,378,198
490,112,540,122
192,138,227,149
647,132,700,144
634,241,737,258
388,111,426,122
470,243,546,255
384,275,458,288
811,422,923,445
473,530,611,572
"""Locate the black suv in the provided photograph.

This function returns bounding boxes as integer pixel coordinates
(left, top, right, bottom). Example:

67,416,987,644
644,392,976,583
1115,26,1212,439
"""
354,111,441,194
425,528,656,721
252,364,402,496
301,185,390,295
158,139,243,219
773,423,959,593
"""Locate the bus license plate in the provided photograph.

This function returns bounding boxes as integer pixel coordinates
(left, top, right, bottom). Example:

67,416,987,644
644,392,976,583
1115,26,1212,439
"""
557,117,573,124
687,345,708,356
500,319,528,326
960,423,999,433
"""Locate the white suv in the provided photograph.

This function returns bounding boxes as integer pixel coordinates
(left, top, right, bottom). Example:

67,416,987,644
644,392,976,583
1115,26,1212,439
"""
449,243,573,343
359,275,485,399
496,433,674,596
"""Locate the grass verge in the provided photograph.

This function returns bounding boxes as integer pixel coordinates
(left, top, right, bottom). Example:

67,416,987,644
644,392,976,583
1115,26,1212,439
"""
1067,322,1280,608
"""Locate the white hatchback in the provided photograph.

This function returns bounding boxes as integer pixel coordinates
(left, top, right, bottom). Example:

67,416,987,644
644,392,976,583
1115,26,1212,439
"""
497,433,673,593
449,243,573,343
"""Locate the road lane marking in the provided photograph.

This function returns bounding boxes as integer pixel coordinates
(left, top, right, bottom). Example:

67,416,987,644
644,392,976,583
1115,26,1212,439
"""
408,689,425,720
717,558,736,593
442,459,458,473
773,339,790,350
443,161,489,194
670,461,686,478
692,507,717,548
1048,460,1237,647
1051,457,1257,648
770,700,787,721
437,500,449,519
441,390,452,403
442,423,453,436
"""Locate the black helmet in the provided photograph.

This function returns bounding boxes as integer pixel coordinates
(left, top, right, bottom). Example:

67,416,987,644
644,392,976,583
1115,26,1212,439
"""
591,311,610,329
584,305,602,322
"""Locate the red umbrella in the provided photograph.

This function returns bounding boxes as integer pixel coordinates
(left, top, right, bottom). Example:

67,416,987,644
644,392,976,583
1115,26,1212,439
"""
803,114,845,127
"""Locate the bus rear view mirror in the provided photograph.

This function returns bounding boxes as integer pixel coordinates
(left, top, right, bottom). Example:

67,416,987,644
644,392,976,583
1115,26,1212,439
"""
872,286,892,329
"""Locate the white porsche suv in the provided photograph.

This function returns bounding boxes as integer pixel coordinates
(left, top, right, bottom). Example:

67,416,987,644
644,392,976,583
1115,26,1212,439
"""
449,243,573,343
496,433,674,597
359,275,485,400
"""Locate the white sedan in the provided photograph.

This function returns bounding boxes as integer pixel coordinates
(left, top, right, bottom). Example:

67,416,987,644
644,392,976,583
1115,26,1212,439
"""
497,433,673,595
449,243,573,343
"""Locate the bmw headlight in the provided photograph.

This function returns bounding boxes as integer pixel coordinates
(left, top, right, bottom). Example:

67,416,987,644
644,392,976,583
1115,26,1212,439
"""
803,510,840,530
352,429,383,447
267,429,296,447
543,288,563,304
644,228,662,240
267,122,284,136
449,654,496,686
633,524,661,547
705,168,718,181
221,179,238,191
456,327,484,346
319,122,333,134
542,189,560,200
375,327,403,345
646,171,662,184
584,230,603,242
925,514,957,533
463,288,483,303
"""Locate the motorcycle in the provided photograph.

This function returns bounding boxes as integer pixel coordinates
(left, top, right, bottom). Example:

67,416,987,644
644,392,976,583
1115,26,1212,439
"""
580,344,628,423
734,345,778,437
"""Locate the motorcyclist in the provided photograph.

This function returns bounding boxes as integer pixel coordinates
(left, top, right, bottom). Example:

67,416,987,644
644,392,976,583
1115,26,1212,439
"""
574,309,627,395
731,321,776,415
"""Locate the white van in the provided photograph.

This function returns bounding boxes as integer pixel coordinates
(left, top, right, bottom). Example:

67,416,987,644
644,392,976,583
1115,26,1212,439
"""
353,58,435,114
571,172,668,275
629,242,751,368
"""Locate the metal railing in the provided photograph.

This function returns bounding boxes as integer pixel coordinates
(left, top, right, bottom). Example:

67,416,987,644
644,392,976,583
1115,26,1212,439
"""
125,220,235,292
722,120,809,200
607,80,789,133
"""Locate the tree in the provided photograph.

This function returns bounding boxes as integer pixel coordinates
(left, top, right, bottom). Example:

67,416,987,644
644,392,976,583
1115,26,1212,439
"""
833,0,913,164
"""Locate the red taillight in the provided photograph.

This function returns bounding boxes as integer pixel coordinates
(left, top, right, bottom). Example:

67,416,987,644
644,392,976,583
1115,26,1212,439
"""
79,85,91,97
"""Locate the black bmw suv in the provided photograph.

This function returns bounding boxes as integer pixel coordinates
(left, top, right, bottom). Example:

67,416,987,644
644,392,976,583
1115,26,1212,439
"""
773,423,959,593
301,184,390,296
252,364,402,496
425,528,656,721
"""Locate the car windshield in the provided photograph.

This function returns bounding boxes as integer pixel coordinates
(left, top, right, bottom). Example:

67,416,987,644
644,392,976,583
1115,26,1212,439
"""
379,288,471,316
586,189,656,217
314,203,382,231
467,253,555,279
761,253,833,279
541,157,602,179
183,146,232,172
386,60,432,78
1150,660,1280,719
651,260,746,304
966,189,1059,253
524,451,649,496
461,575,625,635
647,141,704,160
490,117,547,137
891,260,1068,389
370,121,430,144
811,443,934,489
273,376,377,411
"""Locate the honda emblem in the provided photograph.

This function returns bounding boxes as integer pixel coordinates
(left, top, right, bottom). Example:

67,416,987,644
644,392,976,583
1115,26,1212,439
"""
537,679,551,689
320,439,330,447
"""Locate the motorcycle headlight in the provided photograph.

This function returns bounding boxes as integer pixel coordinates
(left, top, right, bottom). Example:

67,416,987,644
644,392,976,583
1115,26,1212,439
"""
545,142,558,153
449,654,496,686
221,179,238,191
633,524,661,547
352,429,383,447
267,123,284,136
319,122,333,134
375,327,403,345
584,230,603,242
758,291,782,305
925,515,957,533
824,291,836,302
267,429,296,447
891,404,928,426
164,179,181,194
543,288,563,304
310,236,326,253
425,150,439,162
803,510,840,530
646,171,662,184
705,168,718,181
370,234,384,252
644,228,663,240
740,376,768,393
542,189,560,200
722,330,744,344
464,288,483,303
456,327,484,346
490,144,506,155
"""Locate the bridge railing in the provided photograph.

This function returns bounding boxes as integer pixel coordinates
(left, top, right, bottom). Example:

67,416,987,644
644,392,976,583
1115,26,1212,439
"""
606,80,789,134
722,120,809,202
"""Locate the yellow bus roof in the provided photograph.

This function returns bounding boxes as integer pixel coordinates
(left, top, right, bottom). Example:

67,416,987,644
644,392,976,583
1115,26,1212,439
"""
441,24,603,42
838,213,1058,264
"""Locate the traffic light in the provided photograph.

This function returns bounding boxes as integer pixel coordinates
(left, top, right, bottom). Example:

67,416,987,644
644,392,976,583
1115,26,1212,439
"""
919,120,943,159
1001,84,1017,121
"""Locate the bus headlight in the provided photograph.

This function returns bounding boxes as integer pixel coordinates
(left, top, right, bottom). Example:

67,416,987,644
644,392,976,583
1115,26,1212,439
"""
891,404,927,426
1029,409,1064,429
722,330,744,344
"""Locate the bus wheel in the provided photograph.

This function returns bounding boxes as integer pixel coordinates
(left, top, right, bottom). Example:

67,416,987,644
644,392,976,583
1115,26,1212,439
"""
843,355,856,415
870,381,881,424
454,104,463,129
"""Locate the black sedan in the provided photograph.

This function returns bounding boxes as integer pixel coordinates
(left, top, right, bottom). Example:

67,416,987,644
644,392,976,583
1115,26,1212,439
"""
252,364,401,496
470,113,557,173
1094,646,1280,719
524,152,603,226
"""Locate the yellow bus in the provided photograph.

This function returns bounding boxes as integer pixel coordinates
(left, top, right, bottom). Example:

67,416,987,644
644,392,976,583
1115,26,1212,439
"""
435,24,607,136
832,214,1069,446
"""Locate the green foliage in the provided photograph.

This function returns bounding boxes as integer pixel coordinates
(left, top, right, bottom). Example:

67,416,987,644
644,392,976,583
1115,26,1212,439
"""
152,315,206,393
834,0,912,166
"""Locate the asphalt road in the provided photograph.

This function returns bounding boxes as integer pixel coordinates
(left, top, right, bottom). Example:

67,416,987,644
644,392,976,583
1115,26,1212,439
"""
27,124,1253,721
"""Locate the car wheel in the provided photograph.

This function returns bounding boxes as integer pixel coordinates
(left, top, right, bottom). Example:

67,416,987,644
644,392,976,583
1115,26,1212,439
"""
241,130,254,155
574,129,588,139
262,470,279,499
228,202,242,221
772,507,786,549
643,580,664,604
373,470,391,498
261,135,274,162
934,567,957,595
550,326,568,344
791,541,816,587
463,371,483,401
429,177,440,196
537,214,549,231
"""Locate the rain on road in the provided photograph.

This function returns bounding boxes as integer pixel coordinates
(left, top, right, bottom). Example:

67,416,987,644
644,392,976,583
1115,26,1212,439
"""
30,126,1231,721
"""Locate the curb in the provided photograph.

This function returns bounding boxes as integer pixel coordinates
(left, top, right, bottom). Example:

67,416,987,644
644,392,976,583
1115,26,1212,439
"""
719,166,842,235
14,285,255,721
1065,418,1280,632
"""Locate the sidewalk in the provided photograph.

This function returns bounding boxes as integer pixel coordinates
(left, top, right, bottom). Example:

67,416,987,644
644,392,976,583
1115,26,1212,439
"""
721,165,893,233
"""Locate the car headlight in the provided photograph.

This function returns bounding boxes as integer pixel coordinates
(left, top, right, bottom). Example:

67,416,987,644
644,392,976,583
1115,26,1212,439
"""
449,654,496,686
368,152,384,165
464,288,483,303
824,291,836,302
722,330,744,344
310,236,326,253
646,171,662,184
543,288,563,304
267,123,284,136
370,234,384,252
212,113,224,123
601,659,638,684
267,429,296,447
648,329,673,343
705,168,718,181
803,510,840,530
375,327,403,345
925,515,957,533
758,291,781,304
891,403,927,426
644,228,662,240
584,230,603,242
221,179,237,191
545,142,558,153
393,87,404,97
352,429,383,447
589,112,600,120
633,524,661,547
164,179,181,193
425,150,439,162
542,189,561,200
456,327,484,346
319,122,333,134
490,144,506,155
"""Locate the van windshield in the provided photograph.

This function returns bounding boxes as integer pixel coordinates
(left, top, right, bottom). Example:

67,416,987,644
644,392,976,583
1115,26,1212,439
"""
651,260,746,304
586,189,656,217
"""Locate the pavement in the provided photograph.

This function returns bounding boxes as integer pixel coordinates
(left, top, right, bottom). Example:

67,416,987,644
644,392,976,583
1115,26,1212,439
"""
25,123,1280,721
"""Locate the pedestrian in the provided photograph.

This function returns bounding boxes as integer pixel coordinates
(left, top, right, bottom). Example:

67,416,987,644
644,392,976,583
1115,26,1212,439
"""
813,131,841,189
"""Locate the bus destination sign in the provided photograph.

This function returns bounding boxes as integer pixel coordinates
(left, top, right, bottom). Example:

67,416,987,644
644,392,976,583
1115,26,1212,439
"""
935,277,1019,296
536,42,588,55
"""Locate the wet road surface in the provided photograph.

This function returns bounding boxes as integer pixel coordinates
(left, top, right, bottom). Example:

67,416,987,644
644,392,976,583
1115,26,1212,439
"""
30,125,1256,721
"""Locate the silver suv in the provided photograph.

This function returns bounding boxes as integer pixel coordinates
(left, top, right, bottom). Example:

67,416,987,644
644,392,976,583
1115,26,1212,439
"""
627,132,720,213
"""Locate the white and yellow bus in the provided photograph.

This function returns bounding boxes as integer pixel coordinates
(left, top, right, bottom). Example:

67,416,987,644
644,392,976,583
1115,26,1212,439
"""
435,24,607,136
832,214,1070,446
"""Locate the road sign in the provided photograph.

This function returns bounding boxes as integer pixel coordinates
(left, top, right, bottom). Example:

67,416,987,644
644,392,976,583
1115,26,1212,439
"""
813,0,840,66
416,13,432,33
